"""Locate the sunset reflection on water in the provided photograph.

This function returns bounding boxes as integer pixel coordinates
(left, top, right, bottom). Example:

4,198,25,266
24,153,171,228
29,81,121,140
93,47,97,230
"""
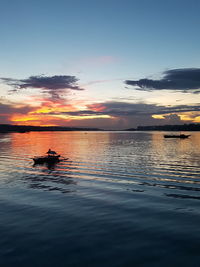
1,131,200,267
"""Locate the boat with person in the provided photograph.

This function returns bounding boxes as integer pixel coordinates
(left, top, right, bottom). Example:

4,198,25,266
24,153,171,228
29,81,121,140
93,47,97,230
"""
33,149,61,164
164,134,190,139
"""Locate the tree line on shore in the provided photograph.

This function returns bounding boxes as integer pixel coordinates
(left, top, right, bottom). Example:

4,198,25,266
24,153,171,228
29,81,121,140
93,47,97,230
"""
0,123,200,133
126,123,200,131
0,124,100,132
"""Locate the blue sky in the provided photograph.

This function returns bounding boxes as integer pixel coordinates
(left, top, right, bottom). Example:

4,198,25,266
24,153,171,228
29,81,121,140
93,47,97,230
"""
0,0,200,129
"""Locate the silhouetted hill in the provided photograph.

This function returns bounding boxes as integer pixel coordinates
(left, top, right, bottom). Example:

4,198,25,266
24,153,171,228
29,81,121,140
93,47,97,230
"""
0,124,101,133
126,123,200,131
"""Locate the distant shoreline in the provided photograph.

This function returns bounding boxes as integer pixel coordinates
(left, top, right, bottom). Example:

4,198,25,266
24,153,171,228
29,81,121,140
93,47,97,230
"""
0,123,200,133
126,123,200,131
0,124,101,133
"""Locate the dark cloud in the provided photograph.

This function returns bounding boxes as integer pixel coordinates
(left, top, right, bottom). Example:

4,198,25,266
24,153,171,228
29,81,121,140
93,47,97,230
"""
163,114,182,124
1,75,84,100
125,68,200,93
42,101,199,129
41,101,200,117
0,102,33,114
0,102,34,124
1,75,83,90
88,102,200,117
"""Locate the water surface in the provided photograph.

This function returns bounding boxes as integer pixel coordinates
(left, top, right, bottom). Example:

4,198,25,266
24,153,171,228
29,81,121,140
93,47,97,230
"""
0,131,200,266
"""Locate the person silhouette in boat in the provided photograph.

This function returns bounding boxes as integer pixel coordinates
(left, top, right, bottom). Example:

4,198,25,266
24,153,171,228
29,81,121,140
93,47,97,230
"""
47,149,57,157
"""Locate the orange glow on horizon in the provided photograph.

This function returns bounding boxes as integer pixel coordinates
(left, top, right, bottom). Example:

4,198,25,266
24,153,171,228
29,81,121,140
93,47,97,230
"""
152,112,200,123
152,114,164,119
10,111,112,126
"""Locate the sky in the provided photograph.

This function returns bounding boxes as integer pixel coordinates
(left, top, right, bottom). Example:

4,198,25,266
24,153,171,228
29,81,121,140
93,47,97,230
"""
0,0,200,129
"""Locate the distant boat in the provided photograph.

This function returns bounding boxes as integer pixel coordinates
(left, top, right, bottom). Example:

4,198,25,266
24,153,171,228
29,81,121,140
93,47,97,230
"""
164,134,190,139
18,130,29,133
33,149,61,164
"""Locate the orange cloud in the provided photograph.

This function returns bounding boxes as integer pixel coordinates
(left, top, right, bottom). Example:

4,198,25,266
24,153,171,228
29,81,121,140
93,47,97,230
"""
87,103,106,112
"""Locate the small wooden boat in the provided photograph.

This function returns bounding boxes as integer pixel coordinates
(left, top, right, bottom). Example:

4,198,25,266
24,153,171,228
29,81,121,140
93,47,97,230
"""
164,134,190,139
33,149,61,164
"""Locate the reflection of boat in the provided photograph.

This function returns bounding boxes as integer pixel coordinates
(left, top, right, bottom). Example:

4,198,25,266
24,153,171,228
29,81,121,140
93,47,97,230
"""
164,134,190,139
33,149,61,164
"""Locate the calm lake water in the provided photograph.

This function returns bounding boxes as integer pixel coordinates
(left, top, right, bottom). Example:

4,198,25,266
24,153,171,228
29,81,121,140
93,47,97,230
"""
0,131,200,266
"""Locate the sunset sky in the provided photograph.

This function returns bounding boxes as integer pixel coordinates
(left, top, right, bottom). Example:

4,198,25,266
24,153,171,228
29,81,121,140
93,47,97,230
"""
0,0,200,129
